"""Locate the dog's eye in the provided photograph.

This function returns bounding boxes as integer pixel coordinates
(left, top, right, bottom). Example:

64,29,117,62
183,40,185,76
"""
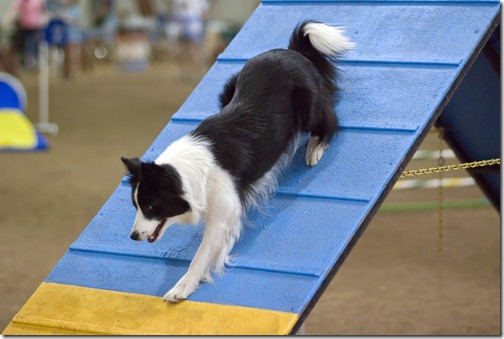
146,205,153,210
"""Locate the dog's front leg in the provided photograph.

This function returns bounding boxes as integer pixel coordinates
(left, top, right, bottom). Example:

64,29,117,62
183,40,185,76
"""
163,222,228,302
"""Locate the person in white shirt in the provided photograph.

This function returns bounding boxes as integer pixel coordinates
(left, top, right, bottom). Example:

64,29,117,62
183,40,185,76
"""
172,0,209,73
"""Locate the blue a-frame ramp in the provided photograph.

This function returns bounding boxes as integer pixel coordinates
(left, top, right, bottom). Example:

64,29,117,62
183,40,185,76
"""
3,0,500,335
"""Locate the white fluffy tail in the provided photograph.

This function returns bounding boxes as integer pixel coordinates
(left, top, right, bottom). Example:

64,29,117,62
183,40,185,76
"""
303,22,355,56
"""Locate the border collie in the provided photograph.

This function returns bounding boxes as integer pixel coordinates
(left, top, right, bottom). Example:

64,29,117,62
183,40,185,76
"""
121,20,354,302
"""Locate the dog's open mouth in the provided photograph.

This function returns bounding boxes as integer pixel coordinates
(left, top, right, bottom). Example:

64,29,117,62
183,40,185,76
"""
147,219,167,243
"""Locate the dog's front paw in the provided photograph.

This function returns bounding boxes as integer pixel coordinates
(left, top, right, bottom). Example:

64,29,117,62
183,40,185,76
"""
163,275,199,303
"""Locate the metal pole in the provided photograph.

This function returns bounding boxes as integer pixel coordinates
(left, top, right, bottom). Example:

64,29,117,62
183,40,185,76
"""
36,40,58,135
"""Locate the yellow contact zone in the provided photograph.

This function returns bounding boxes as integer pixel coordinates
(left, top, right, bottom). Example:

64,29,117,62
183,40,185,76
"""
0,110,37,149
3,282,298,335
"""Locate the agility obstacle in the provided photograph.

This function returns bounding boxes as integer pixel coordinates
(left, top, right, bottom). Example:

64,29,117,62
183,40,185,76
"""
3,0,500,334
0,72,48,151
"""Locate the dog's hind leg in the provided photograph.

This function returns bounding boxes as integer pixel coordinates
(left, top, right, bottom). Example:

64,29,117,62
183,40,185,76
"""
292,85,338,167
305,109,338,166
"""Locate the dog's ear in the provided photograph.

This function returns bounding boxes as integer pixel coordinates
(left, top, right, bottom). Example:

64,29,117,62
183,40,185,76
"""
121,157,141,177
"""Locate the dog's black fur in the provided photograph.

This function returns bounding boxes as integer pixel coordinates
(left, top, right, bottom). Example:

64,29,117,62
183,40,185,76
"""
190,20,340,202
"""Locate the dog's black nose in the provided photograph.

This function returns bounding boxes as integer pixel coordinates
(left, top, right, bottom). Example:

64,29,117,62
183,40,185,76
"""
130,231,140,241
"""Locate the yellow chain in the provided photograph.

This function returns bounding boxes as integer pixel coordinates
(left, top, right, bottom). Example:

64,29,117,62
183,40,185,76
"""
401,158,500,177
401,129,500,254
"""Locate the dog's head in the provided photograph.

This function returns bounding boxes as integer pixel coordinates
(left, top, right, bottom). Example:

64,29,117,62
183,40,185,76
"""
121,157,191,243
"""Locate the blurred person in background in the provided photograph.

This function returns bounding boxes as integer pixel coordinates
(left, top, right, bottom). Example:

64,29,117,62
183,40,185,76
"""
3,0,47,73
172,0,209,75
61,0,83,79
83,0,118,68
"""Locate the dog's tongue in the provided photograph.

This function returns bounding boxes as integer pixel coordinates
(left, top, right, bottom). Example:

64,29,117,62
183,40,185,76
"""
148,219,167,243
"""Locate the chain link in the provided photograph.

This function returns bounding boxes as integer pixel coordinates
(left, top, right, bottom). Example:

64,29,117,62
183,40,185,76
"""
401,158,501,177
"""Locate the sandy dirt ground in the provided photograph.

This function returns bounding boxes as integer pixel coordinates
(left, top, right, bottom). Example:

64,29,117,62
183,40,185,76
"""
0,63,500,335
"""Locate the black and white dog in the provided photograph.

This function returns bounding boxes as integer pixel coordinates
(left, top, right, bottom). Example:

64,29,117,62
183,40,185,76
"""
121,21,354,302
